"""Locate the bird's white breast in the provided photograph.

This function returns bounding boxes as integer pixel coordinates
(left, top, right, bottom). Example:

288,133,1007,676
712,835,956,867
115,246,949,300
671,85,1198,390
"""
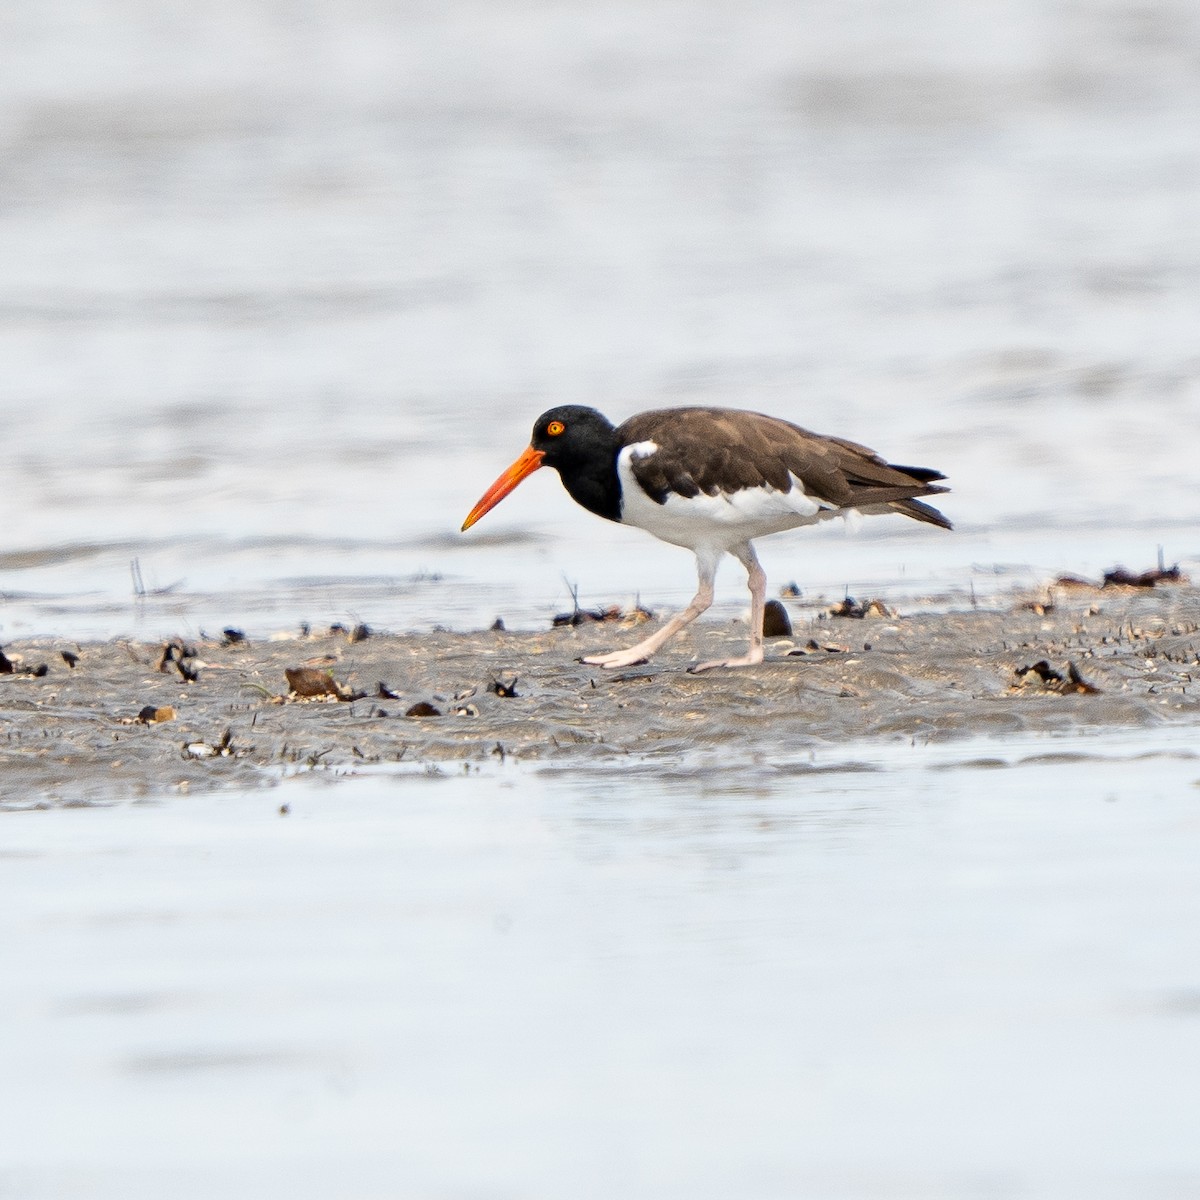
616,444,841,552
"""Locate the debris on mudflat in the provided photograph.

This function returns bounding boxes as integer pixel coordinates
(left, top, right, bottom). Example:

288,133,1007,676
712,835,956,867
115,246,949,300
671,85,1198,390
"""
553,602,655,628
405,701,442,718
377,681,400,700
283,667,364,701
1053,560,1187,590
130,557,183,597
222,628,246,646
156,639,200,683
490,618,506,632
490,677,519,698
125,705,178,725
1103,564,1186,589
788,639,852,656
155,639,191,670
553,607,599,627
828,597,894,619
327,622,371,642
1020,598,1056,615
762,599,792,638
61,650,80,668
0,647,48,677
1012,660,1101,695
779,582,803,598
182,728,248,760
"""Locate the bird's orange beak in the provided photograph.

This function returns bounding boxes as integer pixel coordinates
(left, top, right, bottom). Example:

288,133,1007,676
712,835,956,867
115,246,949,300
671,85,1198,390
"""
461,445,545,530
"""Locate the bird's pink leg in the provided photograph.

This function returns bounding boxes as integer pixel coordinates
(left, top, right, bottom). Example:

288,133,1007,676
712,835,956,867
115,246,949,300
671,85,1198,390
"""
689,543,766,672
581,551,719,669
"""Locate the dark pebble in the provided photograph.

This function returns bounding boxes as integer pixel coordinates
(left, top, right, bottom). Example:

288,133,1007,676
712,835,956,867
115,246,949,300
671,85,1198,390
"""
762,599,792,637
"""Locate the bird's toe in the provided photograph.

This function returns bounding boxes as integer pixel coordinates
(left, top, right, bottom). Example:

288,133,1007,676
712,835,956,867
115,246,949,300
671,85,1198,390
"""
580,649,652,669
688,652,765,673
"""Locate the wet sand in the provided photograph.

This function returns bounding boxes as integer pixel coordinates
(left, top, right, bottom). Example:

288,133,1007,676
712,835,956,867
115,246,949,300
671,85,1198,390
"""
3,582,1198,805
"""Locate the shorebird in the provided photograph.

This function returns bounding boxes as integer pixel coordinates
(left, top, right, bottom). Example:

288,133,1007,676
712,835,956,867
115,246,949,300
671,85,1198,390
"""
462,405,950,671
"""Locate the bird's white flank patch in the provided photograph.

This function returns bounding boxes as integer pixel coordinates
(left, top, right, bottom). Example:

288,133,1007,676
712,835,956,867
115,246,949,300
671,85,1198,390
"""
626,440,658,460
616,449,844,552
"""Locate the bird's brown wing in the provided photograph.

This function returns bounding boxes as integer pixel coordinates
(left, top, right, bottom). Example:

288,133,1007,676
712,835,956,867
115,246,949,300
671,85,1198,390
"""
618,407,951,529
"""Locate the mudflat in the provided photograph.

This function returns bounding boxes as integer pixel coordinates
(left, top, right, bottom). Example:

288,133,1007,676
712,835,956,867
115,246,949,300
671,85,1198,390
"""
2,583,1198,805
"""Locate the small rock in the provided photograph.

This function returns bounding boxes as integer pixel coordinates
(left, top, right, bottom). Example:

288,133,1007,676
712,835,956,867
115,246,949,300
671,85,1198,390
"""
284,667,364,702
285,667,341,698
762,599,792,638
132,705,177,724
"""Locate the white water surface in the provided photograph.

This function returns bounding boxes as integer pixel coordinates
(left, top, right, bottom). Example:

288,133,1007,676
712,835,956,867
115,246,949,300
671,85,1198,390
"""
3,8,1200,1194
3,730,1200,1198
2,0,1199,640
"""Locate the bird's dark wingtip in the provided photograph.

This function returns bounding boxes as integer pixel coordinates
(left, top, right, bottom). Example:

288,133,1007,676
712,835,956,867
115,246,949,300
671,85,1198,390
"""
889,464,947,484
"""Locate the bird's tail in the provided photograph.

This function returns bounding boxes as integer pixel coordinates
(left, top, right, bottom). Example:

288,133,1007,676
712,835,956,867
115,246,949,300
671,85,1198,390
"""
889,493,953,530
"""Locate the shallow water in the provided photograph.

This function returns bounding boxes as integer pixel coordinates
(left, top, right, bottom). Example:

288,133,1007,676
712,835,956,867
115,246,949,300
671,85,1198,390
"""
4,8,1200,1191
2,0,1199,640
3,729,1200,1198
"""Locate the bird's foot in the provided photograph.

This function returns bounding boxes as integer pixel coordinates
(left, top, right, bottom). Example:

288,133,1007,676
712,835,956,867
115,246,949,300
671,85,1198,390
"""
687,650,765,673
580,647,653,669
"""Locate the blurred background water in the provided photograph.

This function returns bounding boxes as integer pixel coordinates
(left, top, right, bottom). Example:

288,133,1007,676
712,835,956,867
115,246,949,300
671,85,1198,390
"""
5,733,1200,1200
1,0,1197,637
5,8,1200,1197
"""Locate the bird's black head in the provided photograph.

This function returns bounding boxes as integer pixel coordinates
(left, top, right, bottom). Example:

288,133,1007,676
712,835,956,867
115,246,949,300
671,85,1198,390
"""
529,406,618,470
461,405,622,532
529,405,623,523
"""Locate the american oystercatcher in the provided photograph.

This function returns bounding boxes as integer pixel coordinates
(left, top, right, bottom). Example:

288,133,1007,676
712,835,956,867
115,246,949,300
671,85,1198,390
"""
462,406,950,671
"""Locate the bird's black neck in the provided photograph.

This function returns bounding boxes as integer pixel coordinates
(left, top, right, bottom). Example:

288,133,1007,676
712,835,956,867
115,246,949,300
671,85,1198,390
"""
555,452,623,523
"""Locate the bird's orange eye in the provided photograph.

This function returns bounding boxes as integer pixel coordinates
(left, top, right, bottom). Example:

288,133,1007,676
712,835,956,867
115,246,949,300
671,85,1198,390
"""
546,420,565,436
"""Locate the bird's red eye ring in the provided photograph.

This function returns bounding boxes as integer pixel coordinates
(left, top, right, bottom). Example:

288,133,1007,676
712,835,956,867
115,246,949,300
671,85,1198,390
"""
546,420,565,436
